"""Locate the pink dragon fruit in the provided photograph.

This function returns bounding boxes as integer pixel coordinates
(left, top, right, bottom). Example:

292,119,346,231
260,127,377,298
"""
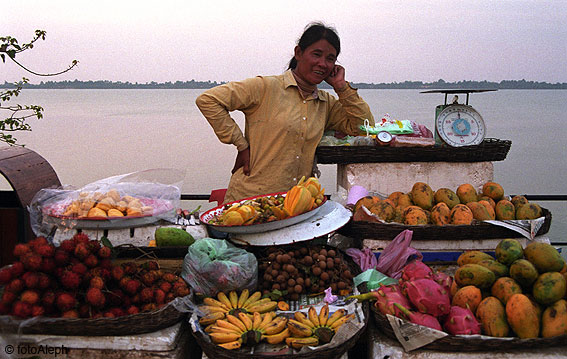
394,303,443,331
401,260,433,281
402,278,451,317
432,271,453,295
373,284,412,317
443,305,481,335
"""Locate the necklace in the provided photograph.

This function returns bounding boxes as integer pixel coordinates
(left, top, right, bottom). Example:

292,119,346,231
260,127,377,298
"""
292,70,317,99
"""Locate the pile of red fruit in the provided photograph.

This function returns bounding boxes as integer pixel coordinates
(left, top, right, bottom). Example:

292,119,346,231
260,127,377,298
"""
0,233,190,319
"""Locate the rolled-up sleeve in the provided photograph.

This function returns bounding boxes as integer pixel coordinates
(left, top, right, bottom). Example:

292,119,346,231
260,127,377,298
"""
325,83,375,135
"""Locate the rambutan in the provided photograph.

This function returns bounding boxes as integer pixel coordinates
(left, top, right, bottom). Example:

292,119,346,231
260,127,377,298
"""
10,261,25,277
159,281,172,293
74,243,90,260
72,232,90,244
5,278,25,294
37,273,52,290
22,253,42,271
122,262,138,275
12,243,31,258
124,279,141,295
141,303,157,312
78,303,91,318
54,249,70,266
90,276,105,289
99,259,112,270
111,266,125,281
86,287,106,307
12,301,32,318
31,305,45,317
109,307,125,317
0,302,11,315
1,291,17,305
71,262,88,276
59,239,76,253
56,292,77,312
154,288,166,304
40,257,56,273
35,244,55,257
175,286,190,297
143,260,159,271
87,240,101,253
20,290,40,305
0,267,12,285
126,305,140,315
60,270,81,290
141,271,158,287
103,311,115,318
98,246,112,259
84,254,99,268
119,276,131,289
140,287,154,303
162,273,178,283
106,289,126,307
32,236,49,249
42,291,56,308
61,309,79,318
23,272,40,289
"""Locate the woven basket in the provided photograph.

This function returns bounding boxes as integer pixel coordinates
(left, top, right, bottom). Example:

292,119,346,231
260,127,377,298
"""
315,138,511,164
371,305,567,351
339,208,551,241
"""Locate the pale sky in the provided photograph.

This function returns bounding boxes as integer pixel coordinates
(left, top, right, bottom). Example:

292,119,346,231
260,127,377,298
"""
3,0,567,84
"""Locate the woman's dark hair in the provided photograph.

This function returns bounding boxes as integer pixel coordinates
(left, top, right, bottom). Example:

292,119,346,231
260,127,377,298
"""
288,22,340,70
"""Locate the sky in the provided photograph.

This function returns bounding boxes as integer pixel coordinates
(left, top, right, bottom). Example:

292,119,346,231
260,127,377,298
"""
2,0,567,84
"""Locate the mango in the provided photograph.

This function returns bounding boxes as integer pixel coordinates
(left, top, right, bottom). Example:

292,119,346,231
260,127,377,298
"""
456,183,478,204
354,196,380,212
466,201,493,221
510,259,539,289
449,204,474,225
396,193,413,209
506,293,540,338
491,277,522,305
433,188,461,209
455,263,496,290
478,200,496,220
510,195,529,209
369,201,396,222
410,182,434,211
155,227,195,247
430,202,450,226
387,191,405,206
495,200,516,220
457,250,494,267
532,272,567,306
482,182,505,201
541,299,567,338
452,285,482,314
402,206,429,225
523,242,565,273
478,196,496,209
495,238,523,266
516,203,543,220
478,259,509,278
476,296,510,337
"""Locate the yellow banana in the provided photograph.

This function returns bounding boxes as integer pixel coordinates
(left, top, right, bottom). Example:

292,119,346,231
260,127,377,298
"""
262,327,290,344
204,323,215,333
330,313,355,331
308,306,321,327
242,297,271,310
229,291,239,309
257,311,276,331
217,292,233,309
218,339,242,350
198,312,225,326
285,336,319,349
203,297,230,311
242,291,262,309
226,314,247,333
294,311,316,329
287,319,313,337
216,319,244,334
325,309,346,327
246,301,278,313
318,303,329,327
252,311,262,330
209,332,241,344
200,305,228,314
237,289,249,308
208,325,240,335
263,316,288,335
238,311,253,331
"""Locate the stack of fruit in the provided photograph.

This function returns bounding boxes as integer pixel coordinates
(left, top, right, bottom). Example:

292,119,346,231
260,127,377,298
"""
0,234,190,319
354,181,544,226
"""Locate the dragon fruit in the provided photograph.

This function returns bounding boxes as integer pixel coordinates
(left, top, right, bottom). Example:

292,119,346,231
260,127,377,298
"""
374,284,412,317
394,303,443,331
443,305,481,335
401,260,433,281
432,271,453,294
402,278,451,317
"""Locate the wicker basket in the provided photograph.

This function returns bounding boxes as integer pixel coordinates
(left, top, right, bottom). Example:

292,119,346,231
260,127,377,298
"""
315,138,511,164
339,208,551,241
371,305,567,351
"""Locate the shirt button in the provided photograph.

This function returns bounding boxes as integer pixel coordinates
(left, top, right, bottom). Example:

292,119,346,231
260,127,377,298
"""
293,178,296,181
296,156,299,159
303,100,306,104
302,117,306,120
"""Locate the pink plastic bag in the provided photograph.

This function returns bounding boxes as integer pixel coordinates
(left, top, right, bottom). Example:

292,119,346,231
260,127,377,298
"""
375,229,422,279
346,247,378,271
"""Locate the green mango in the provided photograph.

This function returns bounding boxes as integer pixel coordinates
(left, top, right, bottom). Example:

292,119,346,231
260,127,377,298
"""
155,227,195,247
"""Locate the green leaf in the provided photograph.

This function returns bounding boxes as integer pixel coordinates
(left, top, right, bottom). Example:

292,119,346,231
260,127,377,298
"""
101,236,114,249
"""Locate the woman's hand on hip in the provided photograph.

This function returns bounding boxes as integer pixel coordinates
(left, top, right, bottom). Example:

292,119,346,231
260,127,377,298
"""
232,147,250,175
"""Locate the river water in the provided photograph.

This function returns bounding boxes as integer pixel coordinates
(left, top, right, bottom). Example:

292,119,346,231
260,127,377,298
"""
2,88,565,243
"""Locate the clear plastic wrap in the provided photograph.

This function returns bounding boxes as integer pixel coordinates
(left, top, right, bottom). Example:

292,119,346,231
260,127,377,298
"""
28,168,183,236
180,238,258,297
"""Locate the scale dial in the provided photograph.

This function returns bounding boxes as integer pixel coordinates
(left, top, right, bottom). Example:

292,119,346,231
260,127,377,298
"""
436,104,486,147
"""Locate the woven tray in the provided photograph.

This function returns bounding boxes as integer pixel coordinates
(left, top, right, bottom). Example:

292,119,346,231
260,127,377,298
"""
371,305,567,351
315,138,511,164
339,208,551,241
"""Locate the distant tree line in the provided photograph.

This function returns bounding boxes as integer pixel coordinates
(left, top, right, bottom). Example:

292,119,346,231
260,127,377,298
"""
1,78,566,90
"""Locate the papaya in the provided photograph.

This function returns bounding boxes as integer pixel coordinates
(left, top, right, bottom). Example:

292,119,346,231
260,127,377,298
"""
541,299,567,338
509,259,539,289
491,277,522,305
452,285,483,314
450,280,460,299
478,200,496,220
476,296,510,337
456,183,478,204
354,196,380,212
454,263,496,290
478,196,496,209
494,238,523,266
369,201,396,222
494,200,516,220
387,191,405,206
505,293,540,339
478,259,509,278
482,182,505,201
523,242,565,273
532,272,567,306
516,203,543,220
430,202,450,226
433,188,460,209
155,227,195,247
510,195,529,209
410,182,435,211
466,201,493,221
457,250,494,267
449,204,474,225
402,206,429,225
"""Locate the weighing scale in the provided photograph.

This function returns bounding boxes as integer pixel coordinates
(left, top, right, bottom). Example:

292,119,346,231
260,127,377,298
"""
421,89,497,147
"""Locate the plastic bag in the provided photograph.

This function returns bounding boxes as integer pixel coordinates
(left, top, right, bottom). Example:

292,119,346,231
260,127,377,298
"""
28,168,183,237
375,229,422,279
180,238,258,297
360,114,414,135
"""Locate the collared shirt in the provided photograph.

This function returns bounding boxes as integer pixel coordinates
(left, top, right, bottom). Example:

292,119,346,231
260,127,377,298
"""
196,69,375,203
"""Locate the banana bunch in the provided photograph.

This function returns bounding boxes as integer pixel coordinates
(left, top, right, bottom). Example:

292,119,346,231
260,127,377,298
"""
283,176,326,217
206,311,290,349
286,303,355,348
198,289,278,326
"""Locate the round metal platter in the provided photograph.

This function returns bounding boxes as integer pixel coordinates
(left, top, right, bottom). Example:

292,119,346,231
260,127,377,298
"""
227,200,352,246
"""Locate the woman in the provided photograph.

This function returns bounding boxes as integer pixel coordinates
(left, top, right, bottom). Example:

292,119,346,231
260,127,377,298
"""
196,22,374,203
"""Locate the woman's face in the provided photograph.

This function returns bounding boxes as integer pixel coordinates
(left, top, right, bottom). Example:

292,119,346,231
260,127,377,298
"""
294,39,337,86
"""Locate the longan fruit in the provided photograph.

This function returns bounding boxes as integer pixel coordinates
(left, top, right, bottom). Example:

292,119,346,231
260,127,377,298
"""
312,266,322,276
303,256,313,265
318,261,327,270
319,249,328,257
320,272,330,281
281,254,290,263
271,269,278,277
294,284,303,293
276,254,283,263
272,262,281,270
330,283,337,292
337,281,347,289
268,253,276,261
290,293,299,300
300,247,308,255
296,277,304,285
342,270,352,279
263,273,273,281
326,259,334,269
334,257,341,265
327,249,336,257
304,278,311,287
272,283,280,290
287,278,296,287
276,274,285,283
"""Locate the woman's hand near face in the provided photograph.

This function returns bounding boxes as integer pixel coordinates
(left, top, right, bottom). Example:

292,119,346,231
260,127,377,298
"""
325,65,347,92
232,147,250,175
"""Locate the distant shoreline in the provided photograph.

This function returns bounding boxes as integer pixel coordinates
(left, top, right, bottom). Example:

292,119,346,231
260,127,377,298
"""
1,79,566,90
